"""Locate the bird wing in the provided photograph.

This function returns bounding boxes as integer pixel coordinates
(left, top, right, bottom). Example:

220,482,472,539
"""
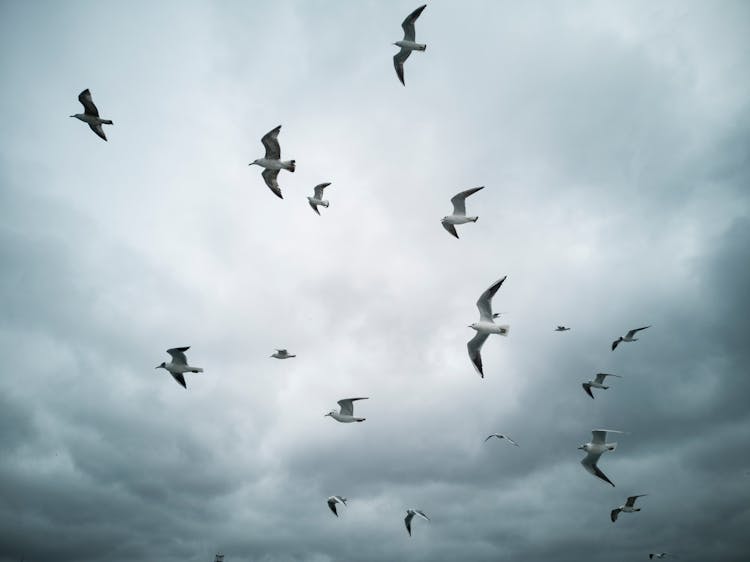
78,89,100,117
626,494,646,507
88,123,107,141
594,373,608,384
327,498,338,516
404,512,413,535
167,346,190,365
484,434,498,442
313,182,330,199
415,510,429,521
441,221,458,239
504,435,519,446
308,200,321,215
476,276,507,321
581,453,615,487
401,4,426,41
611,338,620,351
261,125,282,159
626,326,651,338
393,49,411,86
262,169,283,199
592,428,624,444
450,186,484,216
170,372,187,389
582,383,595,399
611,508,621,522
338,397,368,416
467,332,490,377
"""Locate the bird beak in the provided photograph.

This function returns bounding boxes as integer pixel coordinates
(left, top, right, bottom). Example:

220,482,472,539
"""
155,365,160,369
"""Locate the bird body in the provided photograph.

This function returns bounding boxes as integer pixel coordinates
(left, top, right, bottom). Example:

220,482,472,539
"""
394,40,426,51
582,373,621,399
252,158,295,171
156,347,203,389
307,183,331,215
611,494,647,522
325,397,368,423
612,326,650,350
70,89,113,141
441,186,484,238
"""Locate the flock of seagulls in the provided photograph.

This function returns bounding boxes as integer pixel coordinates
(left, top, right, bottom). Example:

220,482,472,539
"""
65,3,674,556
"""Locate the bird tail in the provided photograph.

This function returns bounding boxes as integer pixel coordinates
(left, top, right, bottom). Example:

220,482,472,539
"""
322,200,329,208
101,119,113,125
420,44,427,51
284,160,296,172
498,325,510,336
356,418,366,422
470,217,478,223
192,368,204,373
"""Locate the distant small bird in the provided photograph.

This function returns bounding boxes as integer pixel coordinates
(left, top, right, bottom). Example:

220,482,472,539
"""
441,186,484,239
484,433,519,446
611,494,647,522
327,495,347,517
156,347,203,389
612,326,650,350
307,182,331,215
649,553,675,559
249,125,296,199
393,5,427,85
70,89,113,141
467,276,510,377
404,509,429,536
555,326,570,332
325,397,368,423
582,373,621,399
579,429,624,487
271,349,296,359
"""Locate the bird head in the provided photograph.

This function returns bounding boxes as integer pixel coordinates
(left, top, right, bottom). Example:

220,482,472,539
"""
577,444,588,451
324,410,336,417
249,159,260,166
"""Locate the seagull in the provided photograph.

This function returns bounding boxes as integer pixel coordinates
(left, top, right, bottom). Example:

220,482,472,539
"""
271,349,296,359
611,494,647,522
582,373,621,399
155,347,204,389
441,186,484,239
578,429,624,487
612,326,650,350
307,182,331,215
249,125,296,199
327,495,347,517
649,554,675,559
325,397,368,423
467,276,510,377
404,509,429,536
393,5,427,86
555,326,571,332
70,89,113,141
484,433,519,446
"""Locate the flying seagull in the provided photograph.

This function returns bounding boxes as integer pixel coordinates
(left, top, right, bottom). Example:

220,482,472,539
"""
611,494,647,522
484,433,519,446
467,276,510,377
404,509,429,536
70,89,113,141
582,373,621,399
555,326,570,332
441,186,484,239
393,5,427,85
612,326,650,351
307,182,331,215
327,495,347,517
649,554,675,559
578,429,624,487
155,347,204,389
249,125,296,199
325,397,368,423
271,349,296,359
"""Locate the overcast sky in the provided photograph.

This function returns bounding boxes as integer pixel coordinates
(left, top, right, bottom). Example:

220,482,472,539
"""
1,1,749,561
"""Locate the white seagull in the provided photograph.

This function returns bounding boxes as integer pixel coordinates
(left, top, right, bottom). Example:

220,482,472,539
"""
467,276,510,377
484,433,519,446
249,125,296,199
404,509,429,536
70,89,113,141
327,495,347,517
393,5,427,86
578,429,624,487
582,373,621,399
555,326,571,332
271,349,296,359
307,182,331,215
325,397,368,423
611,494,647,522
156,347,204,389
441,186,484,239
649,554,675,559
612,325,650,351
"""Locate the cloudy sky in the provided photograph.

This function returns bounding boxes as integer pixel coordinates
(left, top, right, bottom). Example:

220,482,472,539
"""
1,1,749,560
